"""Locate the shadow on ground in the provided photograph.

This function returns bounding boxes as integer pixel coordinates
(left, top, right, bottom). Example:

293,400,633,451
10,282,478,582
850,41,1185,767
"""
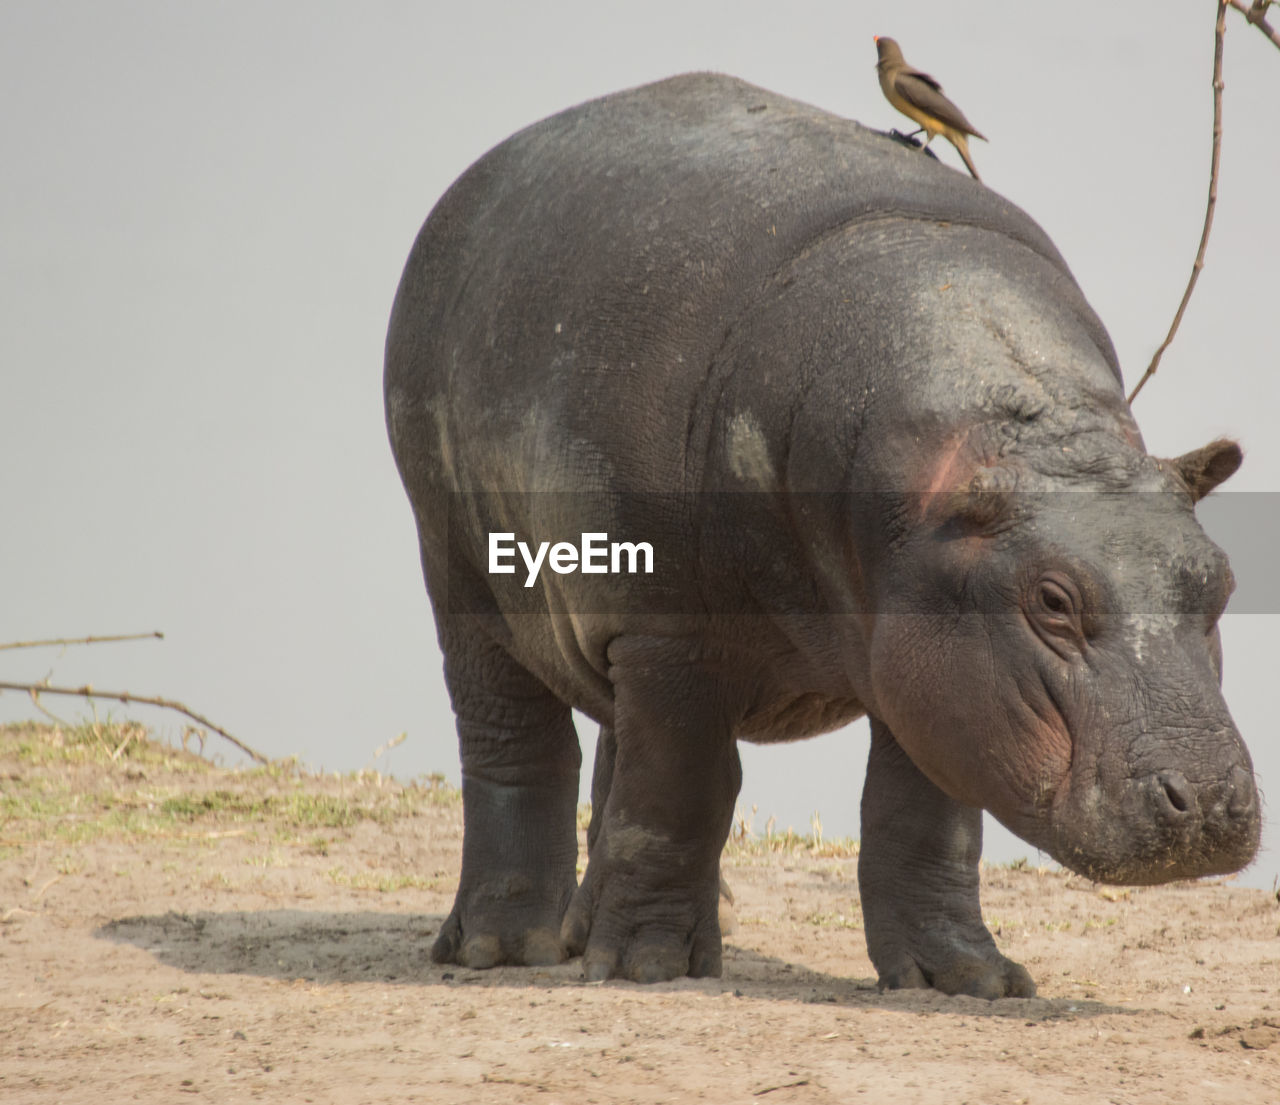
97,908,1126,1023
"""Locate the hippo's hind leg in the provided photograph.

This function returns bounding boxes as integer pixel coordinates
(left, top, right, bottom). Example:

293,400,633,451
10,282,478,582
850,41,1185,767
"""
563,635,743,982
858,716,1036,999
432,617,581,969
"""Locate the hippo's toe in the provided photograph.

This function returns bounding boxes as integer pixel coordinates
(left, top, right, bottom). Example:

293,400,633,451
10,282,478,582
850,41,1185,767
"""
875,943,1036,1000
431,905,568,970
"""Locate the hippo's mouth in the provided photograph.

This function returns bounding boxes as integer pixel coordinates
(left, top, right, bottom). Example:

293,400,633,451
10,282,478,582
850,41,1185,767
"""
1033,764,1260,886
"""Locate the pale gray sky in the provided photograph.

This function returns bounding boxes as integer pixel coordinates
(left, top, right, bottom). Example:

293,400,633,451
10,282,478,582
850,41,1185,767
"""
2,2,1276,886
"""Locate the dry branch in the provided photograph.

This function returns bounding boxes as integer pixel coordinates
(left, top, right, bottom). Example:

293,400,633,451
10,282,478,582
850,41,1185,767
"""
0,680,269,765
0,631,164,652
1128,2,1228,403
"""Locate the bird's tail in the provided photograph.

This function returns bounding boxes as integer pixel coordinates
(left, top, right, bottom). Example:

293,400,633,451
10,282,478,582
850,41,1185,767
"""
954,134,981,182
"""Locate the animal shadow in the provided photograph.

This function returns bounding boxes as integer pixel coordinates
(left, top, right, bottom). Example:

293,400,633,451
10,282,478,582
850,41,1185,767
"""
97,908,1122,1023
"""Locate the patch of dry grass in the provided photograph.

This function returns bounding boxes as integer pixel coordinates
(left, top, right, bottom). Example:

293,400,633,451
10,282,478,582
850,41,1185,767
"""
724,803,860,860
0,722,460,851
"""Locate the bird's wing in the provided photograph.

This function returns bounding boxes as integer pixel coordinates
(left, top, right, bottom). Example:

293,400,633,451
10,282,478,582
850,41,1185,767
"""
894,69,984,139
903,66,943,93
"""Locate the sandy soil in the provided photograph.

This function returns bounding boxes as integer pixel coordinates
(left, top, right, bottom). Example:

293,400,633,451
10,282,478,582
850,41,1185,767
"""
2,721,1279,1104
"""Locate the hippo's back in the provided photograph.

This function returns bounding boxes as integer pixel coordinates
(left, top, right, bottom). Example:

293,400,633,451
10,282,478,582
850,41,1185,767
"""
384,73,1110,500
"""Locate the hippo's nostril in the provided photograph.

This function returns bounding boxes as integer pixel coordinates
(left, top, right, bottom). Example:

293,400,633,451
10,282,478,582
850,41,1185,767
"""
1227,764,1256,819
1156,771,1195,818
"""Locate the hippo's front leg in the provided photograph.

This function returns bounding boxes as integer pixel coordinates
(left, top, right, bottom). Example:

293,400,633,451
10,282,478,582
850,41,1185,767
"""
562,635,743,982
858,717,1036,999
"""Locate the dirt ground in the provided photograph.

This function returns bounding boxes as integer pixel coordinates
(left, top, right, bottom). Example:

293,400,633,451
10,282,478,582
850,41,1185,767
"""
2,721,1279,1104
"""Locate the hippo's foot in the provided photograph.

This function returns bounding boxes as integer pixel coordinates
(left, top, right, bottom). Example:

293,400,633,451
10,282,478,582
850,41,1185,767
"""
560,853,723,982
432,625,584,970
870,919,1035,999
431,872,573,969
431,776,579,970
858,717,1037,1000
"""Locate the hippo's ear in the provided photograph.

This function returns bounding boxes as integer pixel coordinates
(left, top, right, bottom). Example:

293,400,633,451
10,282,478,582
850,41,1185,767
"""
1169,439,1242,502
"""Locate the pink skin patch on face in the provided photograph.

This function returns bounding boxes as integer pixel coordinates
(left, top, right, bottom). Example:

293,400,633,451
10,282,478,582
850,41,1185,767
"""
912,432,997,522
922,435,971,498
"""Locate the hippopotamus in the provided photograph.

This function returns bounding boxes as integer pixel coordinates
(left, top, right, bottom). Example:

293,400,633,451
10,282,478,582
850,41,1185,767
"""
384,73,1259,998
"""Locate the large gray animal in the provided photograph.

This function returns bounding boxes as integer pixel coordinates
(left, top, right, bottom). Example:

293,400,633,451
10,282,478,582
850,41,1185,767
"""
385,74,1259,997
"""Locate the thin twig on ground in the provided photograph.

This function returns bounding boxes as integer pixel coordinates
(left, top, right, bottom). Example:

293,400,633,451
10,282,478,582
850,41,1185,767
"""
27,695,72,728
30,874,63,904
0,681,269,765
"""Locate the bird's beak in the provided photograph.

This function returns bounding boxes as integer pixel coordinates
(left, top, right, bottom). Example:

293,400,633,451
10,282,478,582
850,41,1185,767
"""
873,34,880,43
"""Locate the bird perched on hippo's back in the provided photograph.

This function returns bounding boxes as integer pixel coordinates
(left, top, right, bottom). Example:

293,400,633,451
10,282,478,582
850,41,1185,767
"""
874,34,986,180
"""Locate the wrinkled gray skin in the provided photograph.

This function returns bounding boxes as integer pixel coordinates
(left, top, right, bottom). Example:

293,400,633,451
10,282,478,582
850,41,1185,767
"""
385,74,1260,998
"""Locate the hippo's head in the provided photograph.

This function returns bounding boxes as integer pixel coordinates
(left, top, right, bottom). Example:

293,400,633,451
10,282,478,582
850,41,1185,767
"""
867,437,1259,884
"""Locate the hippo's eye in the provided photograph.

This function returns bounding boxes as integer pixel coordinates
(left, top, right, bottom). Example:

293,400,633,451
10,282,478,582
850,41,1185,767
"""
1039,583,1070,615
1026,573,1086,652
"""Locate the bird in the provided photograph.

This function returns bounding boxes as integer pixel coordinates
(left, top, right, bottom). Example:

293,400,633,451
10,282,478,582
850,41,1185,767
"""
874,35,985,181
